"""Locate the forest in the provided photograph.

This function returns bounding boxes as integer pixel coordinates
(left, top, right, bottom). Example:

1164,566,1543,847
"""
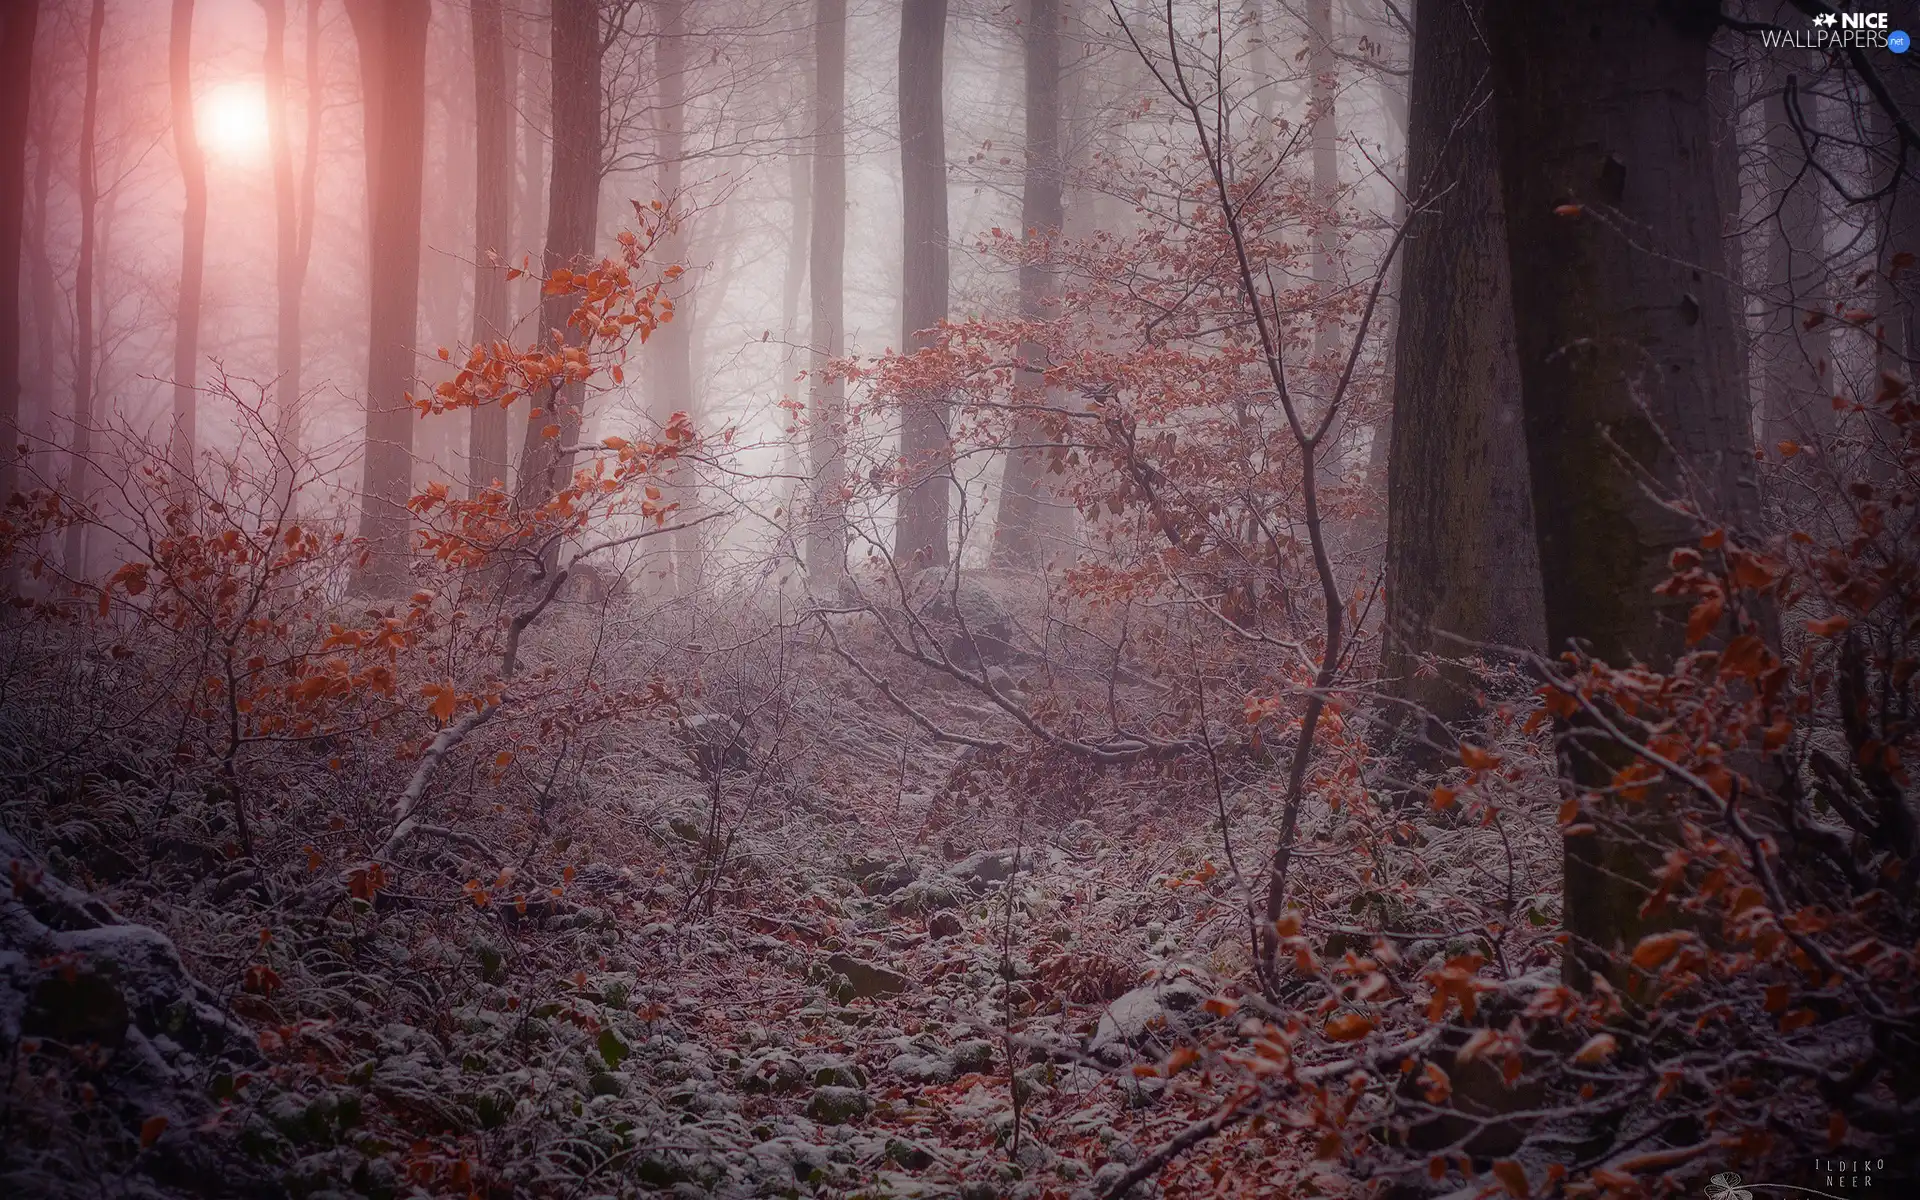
0,0,1915,1196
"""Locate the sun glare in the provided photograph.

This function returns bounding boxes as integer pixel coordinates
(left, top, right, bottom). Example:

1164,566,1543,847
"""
198,81,270,161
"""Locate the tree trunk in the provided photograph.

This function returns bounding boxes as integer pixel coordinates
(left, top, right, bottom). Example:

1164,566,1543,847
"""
650,0,700,593
805,0,848,584
894,0,952,568
513,0,598,517
781,112,809,348
344,0,431,593
262,0,304,471
26,66,56,487
1381,0,1544,742
1488,0,1762,983
63,0,104,579
990,0,1064,571
469,0,512,493
1760,55,1832,443
169,0,207,474
0,0,36,518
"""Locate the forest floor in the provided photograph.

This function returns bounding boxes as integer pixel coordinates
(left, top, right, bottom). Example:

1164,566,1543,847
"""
0,603,1563,1199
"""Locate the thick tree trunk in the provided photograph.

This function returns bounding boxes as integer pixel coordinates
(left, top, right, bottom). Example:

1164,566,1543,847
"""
263,0,304,469
805,0,848,583
469,0,512,493
650,0,700,593
0,0,36,518
344,0,431,593
894,0,952,568
63,0,105,579
169,0,207,474
1488,0,1762,983
990,0,1064,571
1381,0,1544,740
1760,56,1832,442
513,0,598,517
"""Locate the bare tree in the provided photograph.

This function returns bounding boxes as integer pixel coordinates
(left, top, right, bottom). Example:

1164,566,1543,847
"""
1487,0,1763,984
990,0,1065,570
805,0,847,583
262,0,318,468
344,0,431,592
1380,0,1543,745
169,0,207,472
63,0,105,579
469,0,513,493
513,0,599,519
651,0,700,592
894,0,952,567
0,0,36,518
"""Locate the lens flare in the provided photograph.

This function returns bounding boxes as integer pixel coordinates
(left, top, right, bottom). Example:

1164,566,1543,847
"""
197,81,269,161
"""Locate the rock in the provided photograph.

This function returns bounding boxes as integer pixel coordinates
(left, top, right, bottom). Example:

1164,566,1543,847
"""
946,849,1028,892
0,829,265,1195
885,1050,952,1084
740,1048,808,1093
886,1137,936,1170
805,1085,872,1125
824,953,909,999
1089,978,1210,1060
927,910,965,940
808,1055,865,1089
948,1039,995,1075
851,858,919,897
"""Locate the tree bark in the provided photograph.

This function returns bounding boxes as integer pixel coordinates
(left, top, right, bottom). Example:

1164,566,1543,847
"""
25,63,56,487
0,0,36,517
990,0,1064,571
169,0,207,474
344,0,431,592
1760,55,1832,442
1381,0,1545,740
262,0,305,470
650,0,700,592
513,0,598,517
805,0,848,583
469,0,512,493
894,0,952,568
781,113,809,349
63,0,105,579
1488,0,1762,983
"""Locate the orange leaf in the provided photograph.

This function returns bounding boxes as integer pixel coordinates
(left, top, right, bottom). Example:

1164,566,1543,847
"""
541,423,561,440
1805,614,1850,637
1491,1159,1530,1198
422,682,457,723
1776,439,1800,458
495,750,515,767
1572,1033,1617,1064
1630,931,1686,970
1686,592,1724,645
1552,204,1583,218
1459,743,1500,770
1324,1011,1373,1042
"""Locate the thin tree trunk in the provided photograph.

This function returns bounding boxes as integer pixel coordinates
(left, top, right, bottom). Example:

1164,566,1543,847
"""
1309,0,1336,360
263,0,303,470
1760,55,1832,442
0,0,37,520
1381,0,1544,743
1488,0,1762,985
894,0,952,568
26,71,56,487
169,0,207,474
990,0,1063,570
63,0,105,579
651,0,700,592
344,0,431,593
513,0,598,518
805,0,848,583
468,0,512,493
781,121,809,348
